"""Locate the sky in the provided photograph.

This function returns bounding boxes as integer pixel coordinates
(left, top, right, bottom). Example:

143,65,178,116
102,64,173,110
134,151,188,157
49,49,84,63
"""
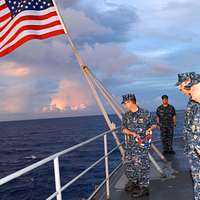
0,0,200,121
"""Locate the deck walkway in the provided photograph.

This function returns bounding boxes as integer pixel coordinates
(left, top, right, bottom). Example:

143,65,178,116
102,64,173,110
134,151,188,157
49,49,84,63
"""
97,138,193,200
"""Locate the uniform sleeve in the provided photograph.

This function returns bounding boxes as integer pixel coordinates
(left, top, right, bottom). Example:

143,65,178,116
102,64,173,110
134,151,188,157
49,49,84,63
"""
183,100,191,153
156,107,160,117
121,114,128,131
192,125,200,151
191,109,200,151
183,111,188,151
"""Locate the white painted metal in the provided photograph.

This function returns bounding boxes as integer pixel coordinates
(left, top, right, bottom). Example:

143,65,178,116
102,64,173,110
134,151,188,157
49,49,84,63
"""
104,134,110,199
151,144,168,162
148,153,164,175
54,157,62,200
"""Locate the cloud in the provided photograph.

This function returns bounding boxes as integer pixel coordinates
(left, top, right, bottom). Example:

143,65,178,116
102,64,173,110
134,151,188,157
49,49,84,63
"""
0,61,31,77
61,8,113,40
43,79,93,112
163,48,200,72
80,43,137,77
1,0,199,121
76,2,138,43
145,64,177,76
131,0,200,43
0,83,35,113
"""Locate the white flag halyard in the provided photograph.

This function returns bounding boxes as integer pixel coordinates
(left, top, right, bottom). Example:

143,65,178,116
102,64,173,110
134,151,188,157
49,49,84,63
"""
0,0,65,57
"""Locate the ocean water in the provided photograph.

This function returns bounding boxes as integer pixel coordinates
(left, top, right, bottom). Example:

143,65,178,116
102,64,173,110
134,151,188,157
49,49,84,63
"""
0,111,184,200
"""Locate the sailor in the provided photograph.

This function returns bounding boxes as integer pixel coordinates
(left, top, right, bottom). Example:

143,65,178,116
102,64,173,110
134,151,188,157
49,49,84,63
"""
121,93,155,198
184,74,200,200
176,72,197,156
156,95,176,155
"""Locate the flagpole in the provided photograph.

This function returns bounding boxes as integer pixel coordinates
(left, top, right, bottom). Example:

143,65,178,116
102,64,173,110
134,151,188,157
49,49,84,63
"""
52,0,85,67
52,0,125,156
51,0,123,116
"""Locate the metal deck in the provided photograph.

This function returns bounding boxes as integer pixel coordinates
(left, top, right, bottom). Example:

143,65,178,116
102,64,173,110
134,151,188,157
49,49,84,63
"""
97,137,193,200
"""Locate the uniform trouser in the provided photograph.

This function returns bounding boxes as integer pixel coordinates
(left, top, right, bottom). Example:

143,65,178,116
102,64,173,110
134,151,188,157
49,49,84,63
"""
188,150,200,200
160,126,174,151
123,144,150,187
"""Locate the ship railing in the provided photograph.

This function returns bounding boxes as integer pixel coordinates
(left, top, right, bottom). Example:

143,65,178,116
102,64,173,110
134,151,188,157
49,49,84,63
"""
0,126,123,200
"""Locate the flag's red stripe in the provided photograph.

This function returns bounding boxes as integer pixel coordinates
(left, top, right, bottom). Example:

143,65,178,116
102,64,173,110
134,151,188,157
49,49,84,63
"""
0,3,7,11
0,18,11,30
0,11,57,32
0,13,61,43
0,12,11,23
1,20,62,49
0,30,65,57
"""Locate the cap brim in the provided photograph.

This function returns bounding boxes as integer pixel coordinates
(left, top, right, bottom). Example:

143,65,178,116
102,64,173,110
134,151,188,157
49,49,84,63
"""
184,83,192,90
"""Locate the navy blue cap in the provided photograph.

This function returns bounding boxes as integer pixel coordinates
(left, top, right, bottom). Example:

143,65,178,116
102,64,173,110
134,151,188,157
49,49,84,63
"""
162,95,168,99
121,93,136,104
175,72,195,86
184,73,200,90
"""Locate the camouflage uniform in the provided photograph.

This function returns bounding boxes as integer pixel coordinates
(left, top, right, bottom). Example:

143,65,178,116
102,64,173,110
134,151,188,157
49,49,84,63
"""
183,98,198,155
122,107,154,187
188,103,200,200
156,104,176,152
175,72,196,155
183,73,200,200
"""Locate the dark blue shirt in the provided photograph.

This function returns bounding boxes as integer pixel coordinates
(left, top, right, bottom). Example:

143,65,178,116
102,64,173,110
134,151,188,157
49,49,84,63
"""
156,104,176,127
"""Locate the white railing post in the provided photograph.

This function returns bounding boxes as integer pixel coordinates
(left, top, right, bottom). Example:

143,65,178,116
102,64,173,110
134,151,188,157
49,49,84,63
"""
53,157,62,200
104,133,110,200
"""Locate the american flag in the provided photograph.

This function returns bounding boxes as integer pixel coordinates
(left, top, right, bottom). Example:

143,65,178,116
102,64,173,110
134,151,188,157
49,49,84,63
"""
0,0,65,57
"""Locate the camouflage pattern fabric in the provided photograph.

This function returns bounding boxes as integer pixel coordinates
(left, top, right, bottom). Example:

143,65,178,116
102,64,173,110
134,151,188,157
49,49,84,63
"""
188,102,200,200
183,99,198,155
122,107,155,187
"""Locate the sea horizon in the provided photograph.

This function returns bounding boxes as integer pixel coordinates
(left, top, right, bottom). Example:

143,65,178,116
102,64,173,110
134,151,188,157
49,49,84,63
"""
0,109,185,123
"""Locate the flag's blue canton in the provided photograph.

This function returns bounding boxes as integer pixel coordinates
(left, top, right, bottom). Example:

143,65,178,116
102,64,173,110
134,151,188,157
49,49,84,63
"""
5,0,54,18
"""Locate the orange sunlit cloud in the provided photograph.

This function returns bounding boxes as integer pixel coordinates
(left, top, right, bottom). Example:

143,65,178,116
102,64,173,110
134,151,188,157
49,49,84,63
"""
43,80,92,112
